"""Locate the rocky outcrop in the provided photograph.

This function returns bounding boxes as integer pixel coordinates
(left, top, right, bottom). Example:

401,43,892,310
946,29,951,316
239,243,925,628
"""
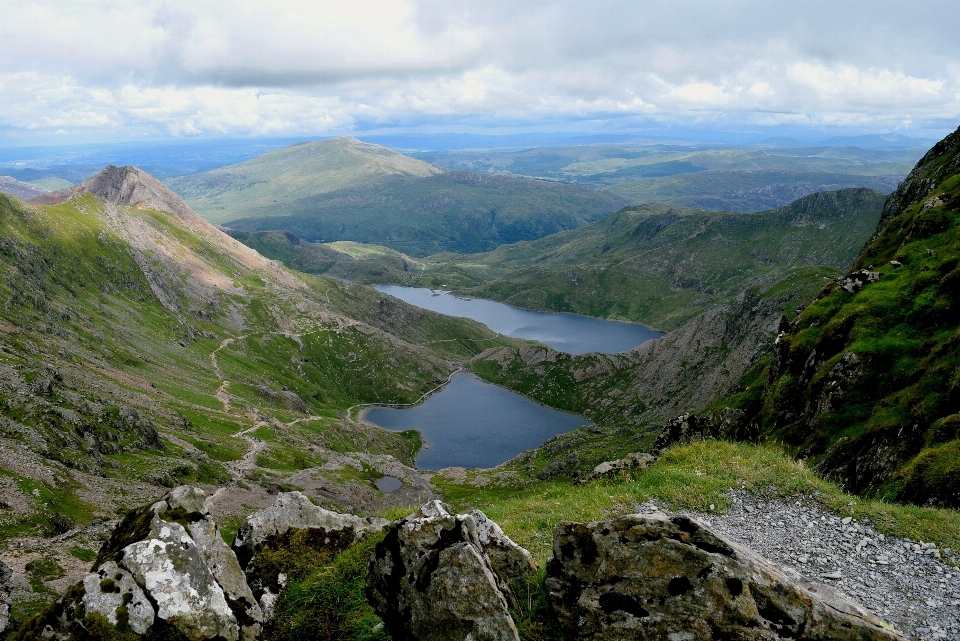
29,165,201,224
545,512,904,640
366,501,521,641
16,486,261,641
0,561,11,634
232,491,388,617
580,452,657,483
836,269,881,294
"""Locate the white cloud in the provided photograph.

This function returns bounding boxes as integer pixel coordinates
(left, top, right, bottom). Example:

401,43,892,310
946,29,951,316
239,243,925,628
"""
1,0,958,143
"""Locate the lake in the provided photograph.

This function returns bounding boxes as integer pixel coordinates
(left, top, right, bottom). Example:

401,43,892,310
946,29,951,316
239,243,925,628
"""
376,285,661,355
364,373,588,470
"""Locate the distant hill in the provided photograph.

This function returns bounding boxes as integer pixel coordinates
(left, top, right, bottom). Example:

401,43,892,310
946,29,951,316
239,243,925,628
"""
166,137,443,224
418,144,916,212
222,170,627,256
0,175,47,200
605,169,901,213
168,137,626,255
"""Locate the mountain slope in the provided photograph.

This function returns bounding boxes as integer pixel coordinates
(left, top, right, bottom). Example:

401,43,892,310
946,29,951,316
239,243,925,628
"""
299,188,883,330
734,125,960,506
0,166,522,619
223,170,627,256
166,137,442,224
0,176,46,201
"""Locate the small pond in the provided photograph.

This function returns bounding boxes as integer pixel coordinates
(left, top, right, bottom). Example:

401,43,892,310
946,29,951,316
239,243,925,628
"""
376,285,661,355
375,476,403,492
364,373,588,470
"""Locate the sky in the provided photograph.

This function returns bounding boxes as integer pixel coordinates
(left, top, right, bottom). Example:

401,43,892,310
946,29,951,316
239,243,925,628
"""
1,0,959,146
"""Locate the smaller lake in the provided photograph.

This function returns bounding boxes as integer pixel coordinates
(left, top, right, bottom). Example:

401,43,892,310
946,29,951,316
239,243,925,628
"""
376,285,661,355
364,373,588,470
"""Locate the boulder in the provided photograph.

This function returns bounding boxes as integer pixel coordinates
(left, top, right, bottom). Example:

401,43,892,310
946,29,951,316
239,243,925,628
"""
16,486,261,641
545,512,904,640
0,561,11,634
837,269,881,294
581,452,657,483
79,561,154,635
366,500,521,641
653,413,719,453
232,491,389,617
470,509,538,584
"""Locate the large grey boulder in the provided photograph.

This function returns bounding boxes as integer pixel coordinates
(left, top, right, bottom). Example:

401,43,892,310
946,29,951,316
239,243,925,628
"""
366,500,521,641
580,452,657,483
546,512,904,640
18,486,261,641
232,491,389,618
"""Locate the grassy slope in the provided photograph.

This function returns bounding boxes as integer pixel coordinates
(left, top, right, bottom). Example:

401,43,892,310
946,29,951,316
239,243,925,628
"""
165,137,442,224
464,188,885,330
223,170,627,256
743,125,960,507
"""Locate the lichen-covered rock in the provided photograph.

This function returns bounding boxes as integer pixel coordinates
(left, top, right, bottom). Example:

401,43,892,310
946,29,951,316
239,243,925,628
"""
122,520,238,641
16,485,261,641
232,491,388,618
366,501,520,641
187,517,262,640
581,452,657,483
470,509,537,584
545,512,905,640
80,561,154,634
837,269,881,294
233,491,388,569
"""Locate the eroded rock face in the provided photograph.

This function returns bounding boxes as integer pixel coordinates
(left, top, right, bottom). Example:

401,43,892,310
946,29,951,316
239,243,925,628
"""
121,520,237,641
232,491,389,619
17,486,261,641
545,512,904,640
366,501,520,641
470,509,538,584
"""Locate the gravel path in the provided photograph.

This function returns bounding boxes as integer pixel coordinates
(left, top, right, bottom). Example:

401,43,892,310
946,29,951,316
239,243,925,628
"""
642,490,960,641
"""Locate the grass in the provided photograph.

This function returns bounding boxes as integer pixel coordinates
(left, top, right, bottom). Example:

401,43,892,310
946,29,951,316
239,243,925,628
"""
435,440,960,566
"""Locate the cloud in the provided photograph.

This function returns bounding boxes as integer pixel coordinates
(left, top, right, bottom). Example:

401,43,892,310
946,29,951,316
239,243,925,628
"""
1,0,958,143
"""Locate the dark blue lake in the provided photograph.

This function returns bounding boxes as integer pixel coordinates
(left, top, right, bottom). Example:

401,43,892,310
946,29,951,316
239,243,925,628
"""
376,285,661,355
364,373,588,470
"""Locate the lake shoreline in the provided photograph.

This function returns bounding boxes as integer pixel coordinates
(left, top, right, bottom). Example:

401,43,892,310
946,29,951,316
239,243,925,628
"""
362,372,590,470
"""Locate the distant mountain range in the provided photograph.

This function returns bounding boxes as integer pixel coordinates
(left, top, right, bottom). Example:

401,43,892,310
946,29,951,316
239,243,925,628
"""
168,137,627,255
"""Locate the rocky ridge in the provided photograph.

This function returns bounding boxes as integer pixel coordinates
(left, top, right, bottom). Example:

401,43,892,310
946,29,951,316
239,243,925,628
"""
11,485,950,640
0,176,47,201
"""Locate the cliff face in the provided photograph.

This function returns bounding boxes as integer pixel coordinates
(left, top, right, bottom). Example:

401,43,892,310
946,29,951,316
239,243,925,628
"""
752,125,960,506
